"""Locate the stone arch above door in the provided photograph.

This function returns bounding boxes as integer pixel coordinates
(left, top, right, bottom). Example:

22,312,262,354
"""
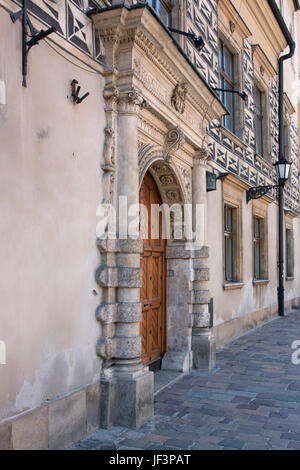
138,143,191,205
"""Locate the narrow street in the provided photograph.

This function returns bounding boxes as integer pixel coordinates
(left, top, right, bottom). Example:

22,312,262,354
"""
73,309,300,451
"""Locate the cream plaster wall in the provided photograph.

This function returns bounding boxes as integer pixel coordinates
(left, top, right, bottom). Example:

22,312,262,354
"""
207,185,300,328
0,10,104,422
282,0,299,107
231,0,298,106
210,0,300,334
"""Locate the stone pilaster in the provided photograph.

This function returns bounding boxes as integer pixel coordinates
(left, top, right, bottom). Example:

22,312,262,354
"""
191,149,216,370
96,90,153,429
161,245,194,373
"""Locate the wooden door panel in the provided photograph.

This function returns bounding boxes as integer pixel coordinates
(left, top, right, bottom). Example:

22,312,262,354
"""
141,253,150,303
151,255,160,300
150,306,160,359
140,171,166,366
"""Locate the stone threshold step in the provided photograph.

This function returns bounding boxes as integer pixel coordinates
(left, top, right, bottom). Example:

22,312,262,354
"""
154,370,186,396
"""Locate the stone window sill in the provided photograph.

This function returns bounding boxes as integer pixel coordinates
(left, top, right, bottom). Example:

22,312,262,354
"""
223,282,244,291
286,276,295,281
219,125,247,150
253,279,269,286
254,153,273,170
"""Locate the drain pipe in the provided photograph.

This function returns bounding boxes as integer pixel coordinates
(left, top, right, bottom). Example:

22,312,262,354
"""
267,0,296,317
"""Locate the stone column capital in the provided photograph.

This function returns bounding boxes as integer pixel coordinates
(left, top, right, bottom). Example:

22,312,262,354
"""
118,90,146,115
193,148,210,167
104,87,120,110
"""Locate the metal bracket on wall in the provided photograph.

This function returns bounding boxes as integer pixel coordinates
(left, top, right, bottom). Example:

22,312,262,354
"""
246,185,278,203
10,0,56,87
71,79,90,104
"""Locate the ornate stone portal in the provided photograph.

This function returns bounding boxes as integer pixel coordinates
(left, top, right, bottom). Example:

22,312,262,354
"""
91,3,226,428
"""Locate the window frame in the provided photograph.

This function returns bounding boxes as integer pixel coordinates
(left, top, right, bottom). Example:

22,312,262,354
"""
285,226,294,279
254,84,264,158
253,216,264,280
148,0,172,26
252,200,269,285
283,117,292,184
252,45,275,163
223,177,244,289
219,39,235,133
223,203,242,284
224,205,236,282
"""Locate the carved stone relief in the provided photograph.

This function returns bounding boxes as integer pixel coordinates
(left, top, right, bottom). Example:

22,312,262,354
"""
176,163,192,203
102,87,119,207
171,83,188,114
102,127,115,170
163,127,185,162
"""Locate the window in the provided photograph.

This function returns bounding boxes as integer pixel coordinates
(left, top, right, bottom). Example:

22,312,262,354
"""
224,205,236,282
284,121,289,160
253,217,263,280
148,0,172,26
219,40,235,132
286,228,294,278
283,120,292,183
254,85,264,157
284,119,290,156
223,181,243,288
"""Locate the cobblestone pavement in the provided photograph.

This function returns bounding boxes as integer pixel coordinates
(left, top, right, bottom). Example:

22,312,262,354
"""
73,309,300,450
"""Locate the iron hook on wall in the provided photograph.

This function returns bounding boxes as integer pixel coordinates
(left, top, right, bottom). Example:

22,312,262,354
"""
71,80,90,104
10,0,56,87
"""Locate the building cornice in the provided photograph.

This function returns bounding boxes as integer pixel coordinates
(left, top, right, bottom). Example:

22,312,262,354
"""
90,3,227,124
90,4,228,151
234,0,288,60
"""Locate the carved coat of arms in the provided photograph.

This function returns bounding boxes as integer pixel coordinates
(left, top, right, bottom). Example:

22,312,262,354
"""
171,83,187,114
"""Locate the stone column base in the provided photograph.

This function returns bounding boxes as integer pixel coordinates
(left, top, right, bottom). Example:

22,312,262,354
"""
192,329,216,370
100,368,154,429
161,351,192,373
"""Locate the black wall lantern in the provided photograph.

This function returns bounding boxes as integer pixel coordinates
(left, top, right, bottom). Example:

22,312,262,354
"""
10,0,56,87
276,160,292,181
206,171,229,192
206,171,217,192
246,160,291,202
168,27,205,52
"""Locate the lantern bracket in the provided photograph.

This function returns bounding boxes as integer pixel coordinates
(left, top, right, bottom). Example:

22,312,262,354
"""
10,0,56,87
246,184,278,203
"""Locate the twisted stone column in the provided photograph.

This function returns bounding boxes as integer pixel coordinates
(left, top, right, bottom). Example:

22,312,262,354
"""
191,149,216,369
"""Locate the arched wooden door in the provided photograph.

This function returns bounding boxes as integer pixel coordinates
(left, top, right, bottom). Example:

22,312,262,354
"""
140,171,166,367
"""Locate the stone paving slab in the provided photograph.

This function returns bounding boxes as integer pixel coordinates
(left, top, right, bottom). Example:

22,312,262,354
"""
72,309,300,450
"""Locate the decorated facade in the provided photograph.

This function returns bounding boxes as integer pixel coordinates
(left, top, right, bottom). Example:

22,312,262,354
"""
0,0,299,449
